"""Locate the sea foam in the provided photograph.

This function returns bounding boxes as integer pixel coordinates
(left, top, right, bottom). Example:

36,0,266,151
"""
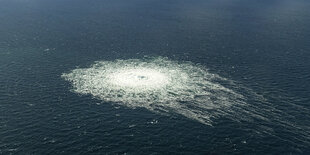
62,57,246,125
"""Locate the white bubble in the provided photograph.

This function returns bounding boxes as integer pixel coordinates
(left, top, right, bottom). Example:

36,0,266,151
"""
61,56,310,148
62,57,247,125
107,68,170,90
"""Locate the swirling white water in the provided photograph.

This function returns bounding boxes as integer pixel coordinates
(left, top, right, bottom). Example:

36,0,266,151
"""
61,57,310,145
62,57,248,125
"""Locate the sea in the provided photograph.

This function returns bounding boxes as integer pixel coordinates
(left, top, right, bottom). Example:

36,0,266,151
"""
0,0,310,154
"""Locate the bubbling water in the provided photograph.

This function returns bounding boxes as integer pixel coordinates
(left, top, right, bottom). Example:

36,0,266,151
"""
107,68,170,90
61,56,310,148
62,57,246,125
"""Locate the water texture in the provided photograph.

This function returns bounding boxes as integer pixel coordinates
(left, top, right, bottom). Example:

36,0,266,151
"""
1,0,310,154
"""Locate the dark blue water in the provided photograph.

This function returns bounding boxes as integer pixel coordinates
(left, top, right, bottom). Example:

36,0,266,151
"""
1,0,310,154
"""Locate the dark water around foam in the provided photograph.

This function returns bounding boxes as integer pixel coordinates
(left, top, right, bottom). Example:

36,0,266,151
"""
0,0,310,154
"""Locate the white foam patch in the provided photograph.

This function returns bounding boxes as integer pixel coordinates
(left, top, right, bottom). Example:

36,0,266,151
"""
107,68,170,90
62,57,247,125
61,56,310,148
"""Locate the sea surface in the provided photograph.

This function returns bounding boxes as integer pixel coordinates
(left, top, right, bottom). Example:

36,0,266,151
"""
0,0,310,154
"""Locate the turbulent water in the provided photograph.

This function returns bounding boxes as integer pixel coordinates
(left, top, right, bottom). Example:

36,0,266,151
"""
1,0,310,154
62,57,247,125
61,56,310,149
